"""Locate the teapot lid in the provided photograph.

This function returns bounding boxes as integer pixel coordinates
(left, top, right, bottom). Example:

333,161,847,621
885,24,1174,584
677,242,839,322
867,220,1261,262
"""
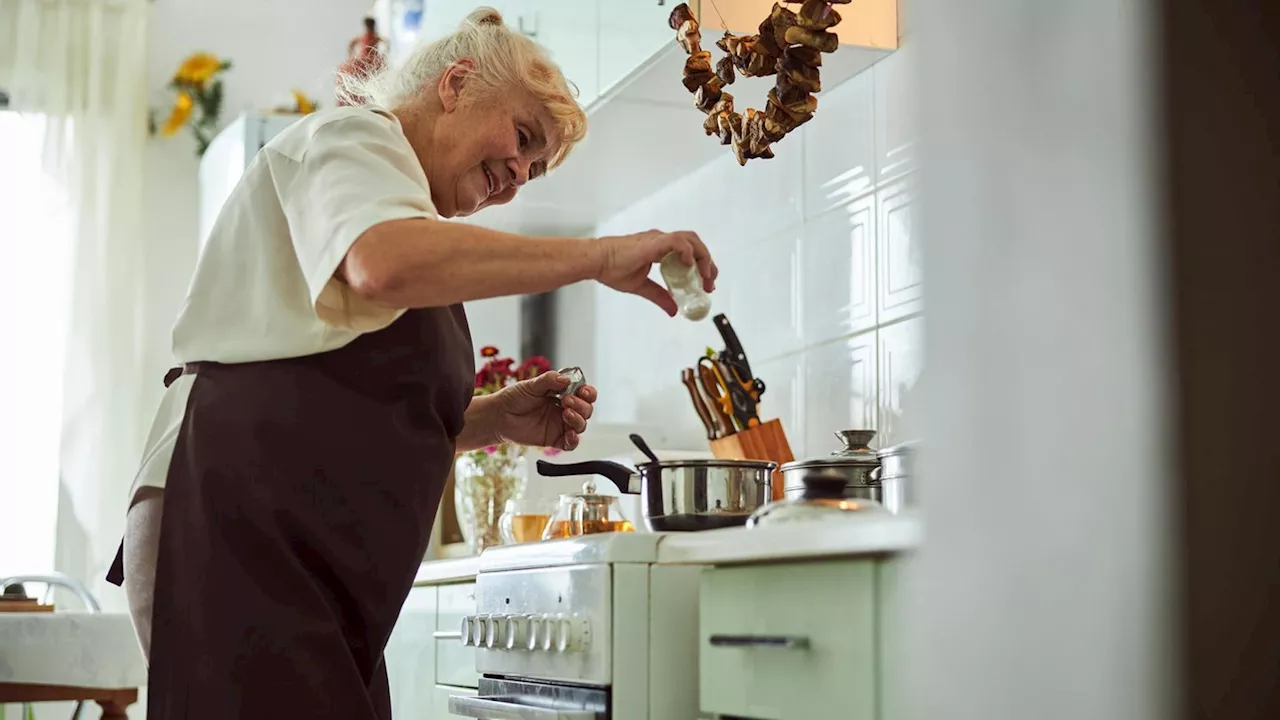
559,480,620,506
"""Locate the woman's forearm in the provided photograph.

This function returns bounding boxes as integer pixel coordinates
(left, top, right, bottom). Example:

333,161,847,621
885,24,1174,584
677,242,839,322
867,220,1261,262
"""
456,394,501,452
341,217,603,309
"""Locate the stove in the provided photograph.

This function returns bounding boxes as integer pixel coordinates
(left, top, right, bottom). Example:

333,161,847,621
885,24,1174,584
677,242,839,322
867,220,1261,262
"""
445,533,704,720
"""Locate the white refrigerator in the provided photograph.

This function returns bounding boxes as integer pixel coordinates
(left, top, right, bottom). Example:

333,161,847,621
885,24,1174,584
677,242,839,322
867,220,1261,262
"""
198,112,302,252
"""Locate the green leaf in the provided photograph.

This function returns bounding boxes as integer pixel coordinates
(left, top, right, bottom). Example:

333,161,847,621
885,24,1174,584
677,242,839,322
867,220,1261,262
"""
219,60,233,71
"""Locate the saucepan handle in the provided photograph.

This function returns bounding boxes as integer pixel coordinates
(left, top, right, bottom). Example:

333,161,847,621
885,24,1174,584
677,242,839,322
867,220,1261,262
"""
535,459,637,494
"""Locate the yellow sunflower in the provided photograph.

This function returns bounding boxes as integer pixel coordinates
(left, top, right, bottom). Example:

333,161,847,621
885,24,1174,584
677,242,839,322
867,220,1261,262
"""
160,92,194,136
173,52,224,88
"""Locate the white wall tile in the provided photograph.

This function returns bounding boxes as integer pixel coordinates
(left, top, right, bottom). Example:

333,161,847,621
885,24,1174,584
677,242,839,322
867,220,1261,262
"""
877,315,925,448
804,331,878,458
801,195,877,346
752,352,806,459
583,42,921,452
803,69,877,219
725,224,804,362
877,178,923,323
874,45,919,182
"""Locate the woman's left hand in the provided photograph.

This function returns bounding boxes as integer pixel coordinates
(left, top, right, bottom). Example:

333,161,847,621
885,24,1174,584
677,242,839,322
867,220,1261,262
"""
492,372,597,451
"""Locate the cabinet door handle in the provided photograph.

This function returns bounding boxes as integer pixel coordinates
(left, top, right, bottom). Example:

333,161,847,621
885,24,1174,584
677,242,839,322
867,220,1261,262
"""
708,634,810,649
432,630,463,640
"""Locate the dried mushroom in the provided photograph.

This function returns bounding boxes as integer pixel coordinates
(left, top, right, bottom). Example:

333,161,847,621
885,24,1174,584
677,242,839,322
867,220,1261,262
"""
668,0,842,165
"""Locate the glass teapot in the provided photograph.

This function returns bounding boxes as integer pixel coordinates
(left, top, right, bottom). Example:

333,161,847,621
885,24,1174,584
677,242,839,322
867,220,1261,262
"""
541,480,637,540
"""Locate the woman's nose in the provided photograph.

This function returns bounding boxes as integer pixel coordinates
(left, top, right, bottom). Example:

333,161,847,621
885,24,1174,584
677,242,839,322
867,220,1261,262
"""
506,158,530,186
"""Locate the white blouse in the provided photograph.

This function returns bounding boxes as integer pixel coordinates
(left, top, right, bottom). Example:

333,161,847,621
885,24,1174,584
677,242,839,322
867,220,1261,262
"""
129,107,437,499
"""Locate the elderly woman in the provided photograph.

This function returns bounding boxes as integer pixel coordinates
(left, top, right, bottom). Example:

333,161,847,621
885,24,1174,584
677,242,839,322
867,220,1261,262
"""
105,8,716,718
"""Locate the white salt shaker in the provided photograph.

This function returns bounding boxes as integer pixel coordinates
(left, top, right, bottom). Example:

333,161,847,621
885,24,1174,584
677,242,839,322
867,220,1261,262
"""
659,252,711,321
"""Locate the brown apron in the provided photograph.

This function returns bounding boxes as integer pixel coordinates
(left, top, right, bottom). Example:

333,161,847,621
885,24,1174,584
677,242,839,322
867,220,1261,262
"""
107,305,473,718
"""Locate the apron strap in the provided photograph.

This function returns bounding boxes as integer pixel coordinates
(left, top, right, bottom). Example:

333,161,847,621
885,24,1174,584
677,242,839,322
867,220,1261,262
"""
163,362,214,388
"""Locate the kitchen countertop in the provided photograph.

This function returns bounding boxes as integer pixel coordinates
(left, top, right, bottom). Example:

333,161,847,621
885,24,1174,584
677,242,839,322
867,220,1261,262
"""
654,511,922,566
412,555,481,585
412,512,922,583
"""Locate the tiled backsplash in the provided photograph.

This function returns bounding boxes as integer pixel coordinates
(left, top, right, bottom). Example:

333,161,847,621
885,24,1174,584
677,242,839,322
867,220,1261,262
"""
557,46,923,460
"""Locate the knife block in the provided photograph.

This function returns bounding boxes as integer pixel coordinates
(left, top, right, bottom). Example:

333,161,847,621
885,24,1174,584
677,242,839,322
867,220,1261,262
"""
708,418,795,501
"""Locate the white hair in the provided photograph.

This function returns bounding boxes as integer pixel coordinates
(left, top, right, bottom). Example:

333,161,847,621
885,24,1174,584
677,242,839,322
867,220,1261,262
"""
337,7,587,169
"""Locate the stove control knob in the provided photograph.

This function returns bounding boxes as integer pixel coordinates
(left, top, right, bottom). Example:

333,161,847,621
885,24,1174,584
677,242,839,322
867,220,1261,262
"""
486,615,507,649
526,614,549,652
504,614,530,650
552,614,588,653
460,615,474,646
474,614,491,647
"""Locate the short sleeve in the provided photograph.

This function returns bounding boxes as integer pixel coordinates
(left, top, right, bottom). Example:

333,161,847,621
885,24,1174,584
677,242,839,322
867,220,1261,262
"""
272,109,437,331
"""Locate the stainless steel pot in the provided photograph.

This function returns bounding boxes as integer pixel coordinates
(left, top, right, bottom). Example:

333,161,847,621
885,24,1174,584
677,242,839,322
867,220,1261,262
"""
871,441,918,514
780,429,881,502
536,458,775,532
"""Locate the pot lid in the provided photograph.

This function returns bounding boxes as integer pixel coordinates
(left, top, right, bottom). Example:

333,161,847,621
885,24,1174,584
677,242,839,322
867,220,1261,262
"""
780,429,881,471
636,458,778,470
876,440,919,459
747,475,886,527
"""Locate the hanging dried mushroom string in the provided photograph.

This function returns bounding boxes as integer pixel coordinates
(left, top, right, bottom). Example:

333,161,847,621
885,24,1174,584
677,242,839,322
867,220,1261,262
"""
668,0,847,165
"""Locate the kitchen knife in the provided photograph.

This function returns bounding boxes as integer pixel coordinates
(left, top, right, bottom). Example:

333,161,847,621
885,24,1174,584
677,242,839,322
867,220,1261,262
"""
712,314,764,429
697,358,737,436
681,368,720,440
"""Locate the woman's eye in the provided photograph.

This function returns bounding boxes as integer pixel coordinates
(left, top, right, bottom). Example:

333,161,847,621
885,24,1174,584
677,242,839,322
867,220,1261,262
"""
517,129,529,148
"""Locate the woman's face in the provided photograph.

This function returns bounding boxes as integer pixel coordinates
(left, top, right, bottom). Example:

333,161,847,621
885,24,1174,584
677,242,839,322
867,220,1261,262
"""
422,63,563,218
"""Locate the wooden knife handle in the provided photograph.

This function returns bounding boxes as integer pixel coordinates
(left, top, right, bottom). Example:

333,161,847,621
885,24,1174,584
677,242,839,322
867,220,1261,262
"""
682,368,719,440
697,363,737,437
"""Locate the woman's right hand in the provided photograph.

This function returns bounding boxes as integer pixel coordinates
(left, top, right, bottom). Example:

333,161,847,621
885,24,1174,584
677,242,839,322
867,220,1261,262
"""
595,230,719,316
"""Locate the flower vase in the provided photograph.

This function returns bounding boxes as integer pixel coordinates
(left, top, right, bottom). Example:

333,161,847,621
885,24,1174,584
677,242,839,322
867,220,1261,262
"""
454,444,527,554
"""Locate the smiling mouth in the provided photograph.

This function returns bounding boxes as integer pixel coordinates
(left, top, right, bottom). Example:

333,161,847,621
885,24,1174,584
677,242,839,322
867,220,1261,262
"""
482,164,496,197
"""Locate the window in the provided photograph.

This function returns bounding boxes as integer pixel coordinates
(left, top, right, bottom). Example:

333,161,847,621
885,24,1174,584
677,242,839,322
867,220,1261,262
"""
0,112,72,575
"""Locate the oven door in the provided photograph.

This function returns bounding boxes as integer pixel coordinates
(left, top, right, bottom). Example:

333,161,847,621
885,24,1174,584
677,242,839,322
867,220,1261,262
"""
448,677,610,720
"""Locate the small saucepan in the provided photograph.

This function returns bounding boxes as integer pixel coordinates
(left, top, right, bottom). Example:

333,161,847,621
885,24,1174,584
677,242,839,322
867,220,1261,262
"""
535,454,776,532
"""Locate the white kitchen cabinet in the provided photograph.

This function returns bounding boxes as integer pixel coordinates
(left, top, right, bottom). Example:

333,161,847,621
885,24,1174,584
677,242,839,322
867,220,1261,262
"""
435,581,480,688
384,584,438,718
597,0,677,97
526,1,601,107
699,560,878,719
415,0,528,45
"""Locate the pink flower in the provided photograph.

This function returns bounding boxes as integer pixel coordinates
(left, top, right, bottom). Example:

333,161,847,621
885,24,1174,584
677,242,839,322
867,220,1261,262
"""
484,445,499,455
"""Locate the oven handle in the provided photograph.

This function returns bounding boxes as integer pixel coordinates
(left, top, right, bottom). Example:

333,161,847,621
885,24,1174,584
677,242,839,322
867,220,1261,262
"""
708,633,811,650
448,694,601,720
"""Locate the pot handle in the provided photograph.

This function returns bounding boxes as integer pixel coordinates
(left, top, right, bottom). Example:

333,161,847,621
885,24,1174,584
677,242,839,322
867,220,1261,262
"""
535,459,638,495
869,466,882,484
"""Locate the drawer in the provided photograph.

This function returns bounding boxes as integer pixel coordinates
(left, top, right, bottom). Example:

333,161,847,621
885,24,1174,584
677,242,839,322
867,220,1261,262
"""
436,581,479,689
386,585,438,718
699,560,877,720
432,684,478,718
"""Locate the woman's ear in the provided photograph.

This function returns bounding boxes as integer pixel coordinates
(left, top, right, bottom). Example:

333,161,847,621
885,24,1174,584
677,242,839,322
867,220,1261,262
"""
437,58,477,112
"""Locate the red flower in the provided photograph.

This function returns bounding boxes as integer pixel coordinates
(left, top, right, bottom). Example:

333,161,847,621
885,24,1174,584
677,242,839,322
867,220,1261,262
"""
480,346,500,358
516,356,552,380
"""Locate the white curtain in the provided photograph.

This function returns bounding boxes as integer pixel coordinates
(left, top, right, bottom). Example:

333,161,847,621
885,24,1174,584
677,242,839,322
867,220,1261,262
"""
0,0,151,610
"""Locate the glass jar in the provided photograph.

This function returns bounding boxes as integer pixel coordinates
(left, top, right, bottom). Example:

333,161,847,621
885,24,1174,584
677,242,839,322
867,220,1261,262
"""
454,443,527,554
